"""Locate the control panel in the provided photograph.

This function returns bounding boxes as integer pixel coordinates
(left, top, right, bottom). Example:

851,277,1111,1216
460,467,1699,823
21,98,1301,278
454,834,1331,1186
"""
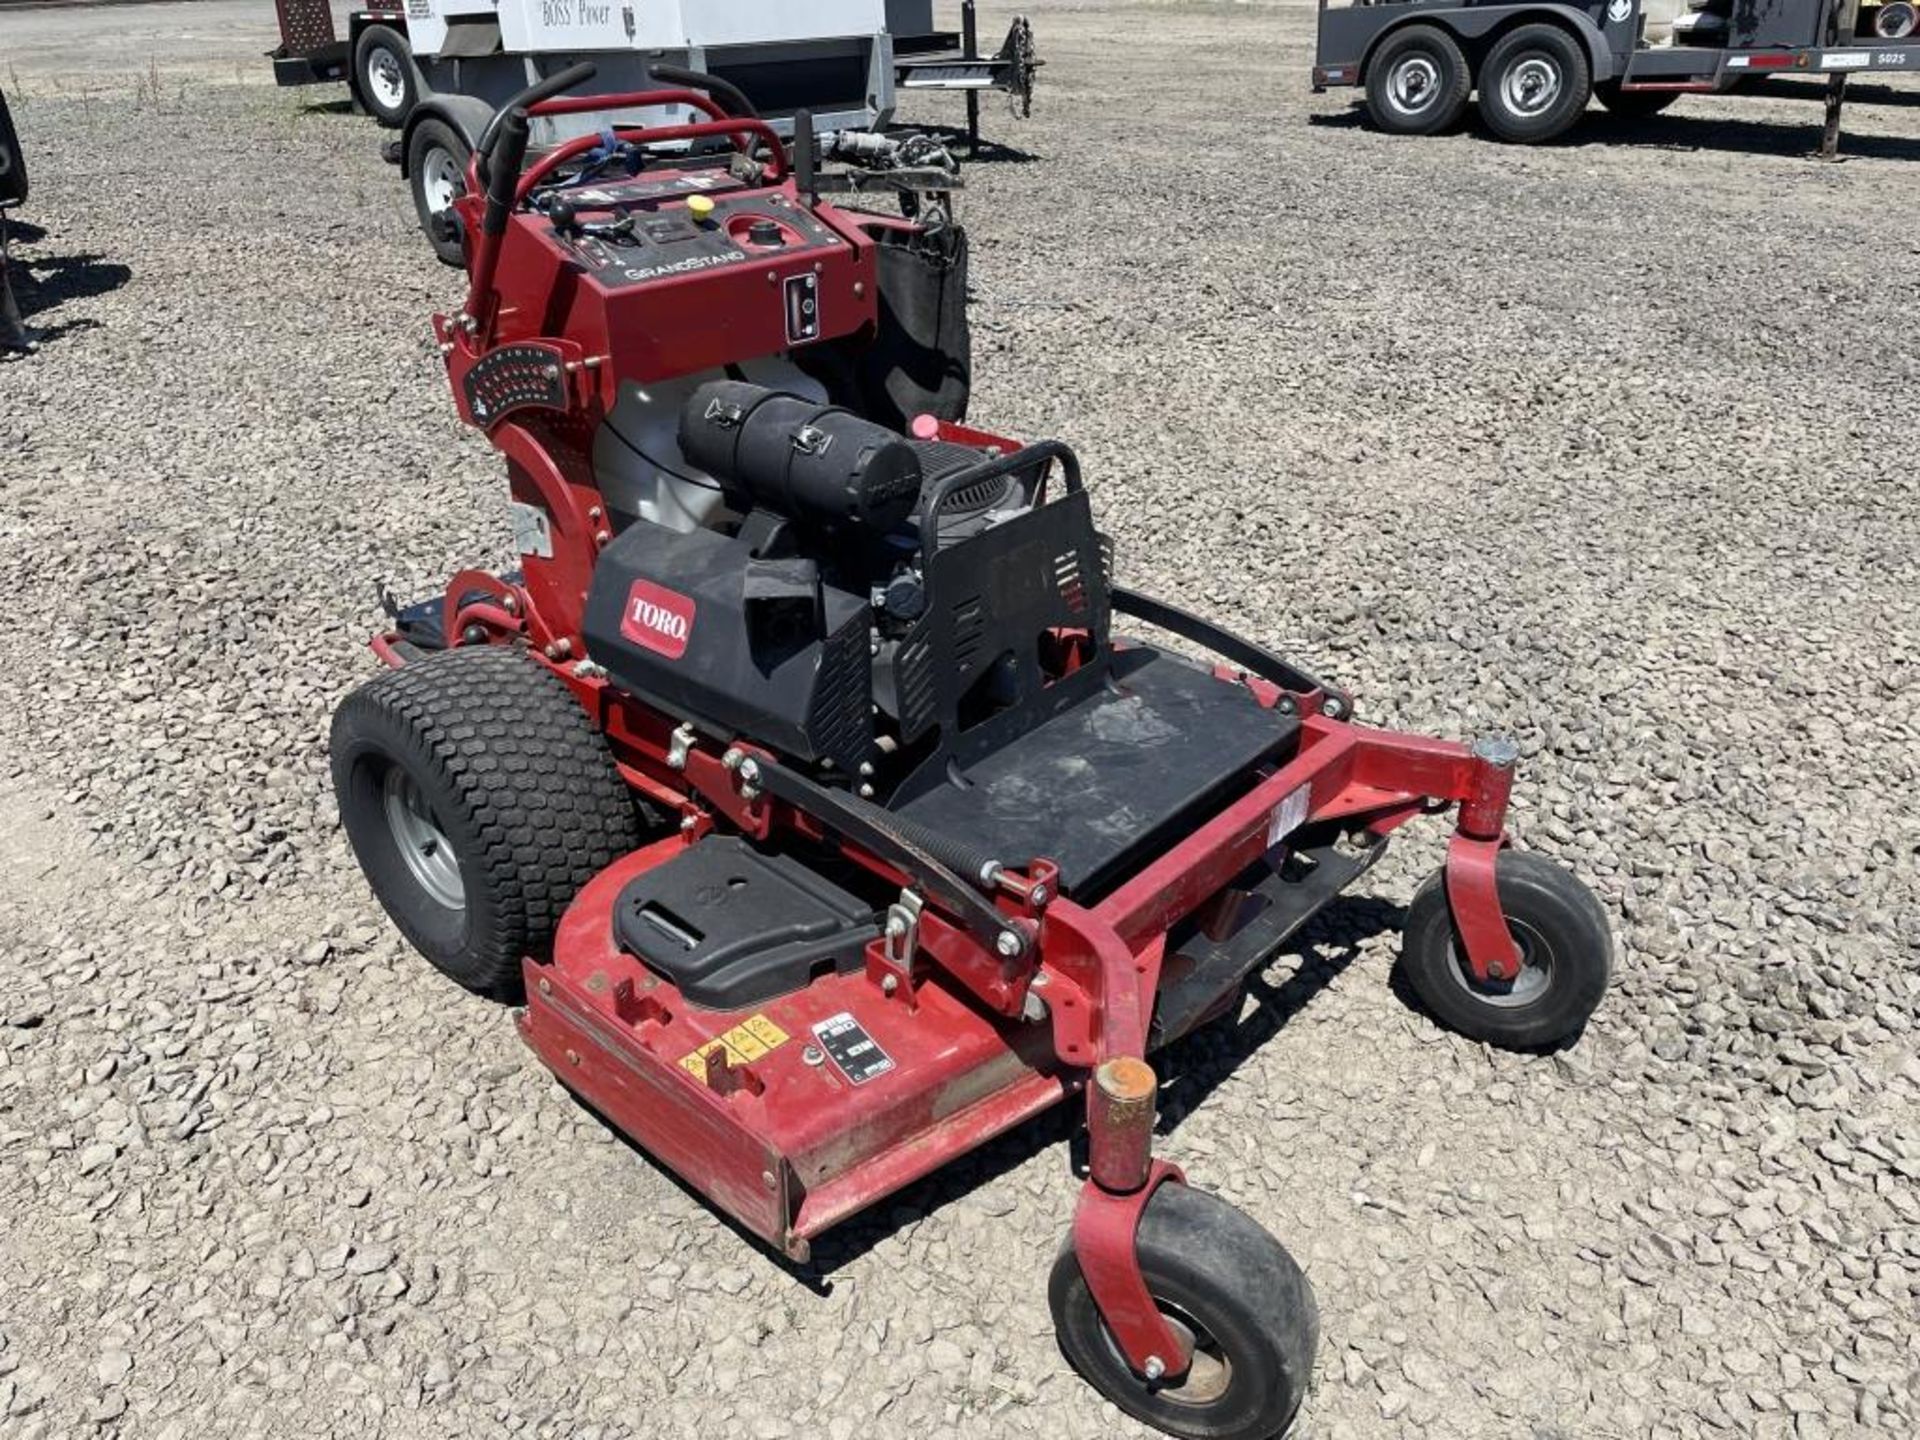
499,166,877,386
547,173,845,304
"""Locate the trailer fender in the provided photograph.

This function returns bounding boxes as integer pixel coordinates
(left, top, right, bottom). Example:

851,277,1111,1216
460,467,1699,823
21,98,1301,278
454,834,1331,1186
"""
398,94,496,178
1362,5,1617,85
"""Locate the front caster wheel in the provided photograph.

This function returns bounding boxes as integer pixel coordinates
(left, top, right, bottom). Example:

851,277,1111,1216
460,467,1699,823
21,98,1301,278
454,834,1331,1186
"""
1050,1184,1318,1440
1399,850,1612,1049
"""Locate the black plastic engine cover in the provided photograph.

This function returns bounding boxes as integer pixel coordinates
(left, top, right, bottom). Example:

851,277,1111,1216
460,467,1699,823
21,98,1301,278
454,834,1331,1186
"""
613,837,878,1010
581,518,874,770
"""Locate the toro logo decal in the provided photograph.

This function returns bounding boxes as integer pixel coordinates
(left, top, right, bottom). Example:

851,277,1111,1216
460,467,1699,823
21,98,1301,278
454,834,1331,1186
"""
620,579,695,660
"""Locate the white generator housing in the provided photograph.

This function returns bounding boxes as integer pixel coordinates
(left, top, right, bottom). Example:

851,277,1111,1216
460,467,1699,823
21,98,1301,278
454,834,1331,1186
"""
403,0,899,137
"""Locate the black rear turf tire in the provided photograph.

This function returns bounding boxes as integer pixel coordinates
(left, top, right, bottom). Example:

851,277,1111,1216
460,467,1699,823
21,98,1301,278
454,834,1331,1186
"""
1364,25,1472,136
1596,82,1679,119
353,24,419,128
1050,1184,1318,1440
1398,850,1612,1049
1476,24,1592,143
408,117,471,268
330,647,643,1002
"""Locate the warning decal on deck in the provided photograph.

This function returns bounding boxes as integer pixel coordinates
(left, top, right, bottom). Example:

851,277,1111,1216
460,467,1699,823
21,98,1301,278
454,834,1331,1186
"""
679,1014,792,1082
811,1012,895,1086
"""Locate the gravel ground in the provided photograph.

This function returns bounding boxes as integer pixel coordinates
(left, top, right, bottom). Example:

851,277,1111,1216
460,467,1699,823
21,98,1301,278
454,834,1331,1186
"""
3,3,1918,1437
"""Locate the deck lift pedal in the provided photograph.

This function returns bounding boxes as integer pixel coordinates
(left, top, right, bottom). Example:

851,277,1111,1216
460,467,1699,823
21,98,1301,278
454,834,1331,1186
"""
328,64,1615,1440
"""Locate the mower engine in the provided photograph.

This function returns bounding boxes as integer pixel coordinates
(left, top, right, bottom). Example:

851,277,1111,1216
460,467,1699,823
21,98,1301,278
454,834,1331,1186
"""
334,63,1616,1440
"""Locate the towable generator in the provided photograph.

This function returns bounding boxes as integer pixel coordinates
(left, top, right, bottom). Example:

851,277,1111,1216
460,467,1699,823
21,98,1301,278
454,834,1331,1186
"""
329,65,1613,1439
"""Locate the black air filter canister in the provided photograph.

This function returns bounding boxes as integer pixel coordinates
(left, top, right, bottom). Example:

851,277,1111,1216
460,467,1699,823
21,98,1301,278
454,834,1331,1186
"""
679,380,923,531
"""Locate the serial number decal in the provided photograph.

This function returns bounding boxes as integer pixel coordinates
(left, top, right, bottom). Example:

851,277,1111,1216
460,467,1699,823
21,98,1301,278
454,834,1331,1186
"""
1266,783,1311,849
509,501,553,559
811,1012,895,1086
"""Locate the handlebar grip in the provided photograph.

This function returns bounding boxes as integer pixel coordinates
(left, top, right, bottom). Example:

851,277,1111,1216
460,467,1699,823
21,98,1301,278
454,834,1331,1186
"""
512,60,599,116
481,111,529,239
479,61,598,237
646,63,759,118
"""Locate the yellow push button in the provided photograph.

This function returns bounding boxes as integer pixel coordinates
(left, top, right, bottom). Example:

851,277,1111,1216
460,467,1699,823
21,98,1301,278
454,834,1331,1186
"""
686,193,716,222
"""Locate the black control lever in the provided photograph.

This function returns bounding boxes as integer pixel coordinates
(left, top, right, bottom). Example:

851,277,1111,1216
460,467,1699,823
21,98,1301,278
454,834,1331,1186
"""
477,61,598,238
792,107,816,203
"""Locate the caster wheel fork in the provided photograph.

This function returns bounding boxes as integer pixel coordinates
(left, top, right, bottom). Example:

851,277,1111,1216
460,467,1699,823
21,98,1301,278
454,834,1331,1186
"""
1050,1059,1319,1440
1400,737,1614,1048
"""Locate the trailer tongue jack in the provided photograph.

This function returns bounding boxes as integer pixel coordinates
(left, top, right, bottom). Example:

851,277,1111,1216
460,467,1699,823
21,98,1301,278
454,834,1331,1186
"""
329,64,1613,1440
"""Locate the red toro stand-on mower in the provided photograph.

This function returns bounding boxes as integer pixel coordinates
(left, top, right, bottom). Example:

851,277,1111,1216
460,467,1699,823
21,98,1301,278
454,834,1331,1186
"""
330,64,1612,1439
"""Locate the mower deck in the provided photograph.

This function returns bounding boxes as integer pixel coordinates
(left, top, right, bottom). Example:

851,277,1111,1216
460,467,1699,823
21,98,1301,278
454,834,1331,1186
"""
521,836,1073,1257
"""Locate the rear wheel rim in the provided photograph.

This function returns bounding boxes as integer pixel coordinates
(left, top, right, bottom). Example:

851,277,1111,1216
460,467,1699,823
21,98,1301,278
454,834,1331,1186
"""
1502,55,1563,117
382,766,465,911
421,147,462,216
1387,54,1442,115
1447,917,1551,1008
366,46,407,111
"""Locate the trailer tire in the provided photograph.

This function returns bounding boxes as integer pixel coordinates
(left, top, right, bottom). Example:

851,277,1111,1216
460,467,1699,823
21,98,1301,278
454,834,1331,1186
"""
330,647,644,1003
1596,82,1679,119
353,25,419,129
1476,23,1592,143
409,117,472,268
1364,25,1472,136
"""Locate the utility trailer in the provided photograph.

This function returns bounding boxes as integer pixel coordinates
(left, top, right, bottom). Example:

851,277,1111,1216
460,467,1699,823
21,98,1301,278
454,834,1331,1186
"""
1314,0,1920,142
269,0,1037,144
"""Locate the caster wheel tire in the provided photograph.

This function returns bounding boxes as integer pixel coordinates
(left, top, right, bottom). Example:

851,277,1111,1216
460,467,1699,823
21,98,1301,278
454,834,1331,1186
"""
408,117,472,268
1364,24,1472,136
1399,850,1612,1049
1596,82,1679,119
1476,23,1592,143
330,646,644,1002
353,25,419,129
1050,1184,1318,1440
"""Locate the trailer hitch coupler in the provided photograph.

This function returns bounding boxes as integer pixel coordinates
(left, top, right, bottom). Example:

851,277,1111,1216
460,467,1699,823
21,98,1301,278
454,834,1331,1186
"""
1087,1057,1158,1193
